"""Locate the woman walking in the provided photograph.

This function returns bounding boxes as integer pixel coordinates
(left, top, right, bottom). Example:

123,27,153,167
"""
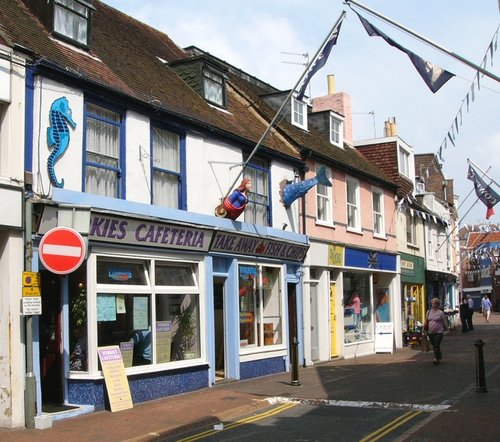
424,298,449,365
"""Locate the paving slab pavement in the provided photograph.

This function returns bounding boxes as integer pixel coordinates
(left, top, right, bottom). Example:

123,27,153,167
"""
1,312,499,441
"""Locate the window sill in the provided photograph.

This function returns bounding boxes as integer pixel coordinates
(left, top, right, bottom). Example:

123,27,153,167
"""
346,227,363,235
373,233,387,240
315,220,335,228
239,346,287,362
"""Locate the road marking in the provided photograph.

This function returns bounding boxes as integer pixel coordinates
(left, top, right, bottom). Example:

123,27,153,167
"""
271,396,450,412
359,410,423,442
176,402,297,441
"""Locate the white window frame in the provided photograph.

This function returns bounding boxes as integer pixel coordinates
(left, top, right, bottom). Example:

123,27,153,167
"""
406,211,417,246
292,98,307,130
372,187,385,238
80,250,205,379
398,145,411,178
316,165,333,225
346,176,361,232
330,114,344,148
238,263,287,358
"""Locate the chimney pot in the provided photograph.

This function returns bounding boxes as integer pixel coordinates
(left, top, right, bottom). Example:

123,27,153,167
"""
327,74,335,95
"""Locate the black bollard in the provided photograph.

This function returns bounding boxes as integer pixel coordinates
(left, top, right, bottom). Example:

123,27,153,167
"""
290,337,301,386
474,339,487,393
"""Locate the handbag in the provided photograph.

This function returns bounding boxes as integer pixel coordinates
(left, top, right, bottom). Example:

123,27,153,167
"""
421,332,430,352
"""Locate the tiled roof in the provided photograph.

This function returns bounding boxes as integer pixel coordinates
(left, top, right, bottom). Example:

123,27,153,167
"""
3,0,394,186
355,141,413,197
465,231,500,249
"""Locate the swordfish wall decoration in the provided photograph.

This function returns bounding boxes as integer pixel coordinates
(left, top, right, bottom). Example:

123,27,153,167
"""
47,96,76,188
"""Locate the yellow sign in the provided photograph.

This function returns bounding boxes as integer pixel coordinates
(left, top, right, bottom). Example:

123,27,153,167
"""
22,286,41,297
97,346,133,412
328,245,344,267
23,271,40,287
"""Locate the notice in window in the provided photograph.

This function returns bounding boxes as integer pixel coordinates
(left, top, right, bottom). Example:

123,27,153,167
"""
116,295,126,314
156,321,172,363
97,294,116,321
133,297,148,330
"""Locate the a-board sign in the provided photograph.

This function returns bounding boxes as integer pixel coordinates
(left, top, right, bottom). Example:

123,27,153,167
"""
375,322,394,353
97,346,133,412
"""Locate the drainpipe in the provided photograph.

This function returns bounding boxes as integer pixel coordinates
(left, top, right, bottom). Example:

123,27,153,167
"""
24,196,36,428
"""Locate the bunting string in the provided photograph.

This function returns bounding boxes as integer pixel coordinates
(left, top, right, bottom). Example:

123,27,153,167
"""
434,25,499,167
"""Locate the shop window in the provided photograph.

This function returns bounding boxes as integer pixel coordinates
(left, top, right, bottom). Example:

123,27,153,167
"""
242,155,271,226
239,264,283,349
84,102,123,198
151,126,186,209
343,272,373,343
94,256,201,370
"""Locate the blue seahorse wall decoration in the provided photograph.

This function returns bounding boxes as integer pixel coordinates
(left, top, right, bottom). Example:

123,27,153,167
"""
47,96,76,188
282,164,332,207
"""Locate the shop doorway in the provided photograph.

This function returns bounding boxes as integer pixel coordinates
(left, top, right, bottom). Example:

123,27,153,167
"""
213,278,226,381
287,282,298,350
329,283,338,357
39,271,64,409
310,282,319,361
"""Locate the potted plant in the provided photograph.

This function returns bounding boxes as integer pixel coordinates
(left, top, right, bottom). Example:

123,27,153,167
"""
176,307,196,359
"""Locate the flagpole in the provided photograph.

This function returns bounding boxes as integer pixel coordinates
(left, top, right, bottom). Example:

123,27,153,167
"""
221,10,347,200
467,158,500,189
345,0,500,83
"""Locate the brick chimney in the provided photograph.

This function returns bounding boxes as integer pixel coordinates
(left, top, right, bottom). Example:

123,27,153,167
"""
311,74,353,145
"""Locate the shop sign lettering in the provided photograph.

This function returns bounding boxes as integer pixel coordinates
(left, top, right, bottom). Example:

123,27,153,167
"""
210,232,308,262
89,214,212,251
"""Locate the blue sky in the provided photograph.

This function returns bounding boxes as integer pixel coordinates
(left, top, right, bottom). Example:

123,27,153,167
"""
103,0,499,226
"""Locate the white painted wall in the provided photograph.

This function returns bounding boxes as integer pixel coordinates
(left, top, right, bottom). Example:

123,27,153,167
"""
0,51,28,428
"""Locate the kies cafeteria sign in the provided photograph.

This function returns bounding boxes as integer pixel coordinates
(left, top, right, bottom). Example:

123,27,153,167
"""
89,214,308,262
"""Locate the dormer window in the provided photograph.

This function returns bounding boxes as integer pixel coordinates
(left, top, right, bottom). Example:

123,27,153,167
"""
53,0,94,47
330,114,343,147
203,67,225,107
292,98,307,130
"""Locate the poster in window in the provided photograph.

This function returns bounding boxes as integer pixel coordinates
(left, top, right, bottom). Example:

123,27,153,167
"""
133,297,148,330
120,341,134,367
97,294,117,321
156,321,172,363
116,295,126,314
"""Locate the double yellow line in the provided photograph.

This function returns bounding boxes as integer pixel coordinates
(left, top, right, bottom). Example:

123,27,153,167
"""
177,402,297,441
359,410,423,442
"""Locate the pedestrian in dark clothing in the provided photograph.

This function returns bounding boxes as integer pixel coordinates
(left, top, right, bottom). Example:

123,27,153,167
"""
466,295,474,330
459,298,469,332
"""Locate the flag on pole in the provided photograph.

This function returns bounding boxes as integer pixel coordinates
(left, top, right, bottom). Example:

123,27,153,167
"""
296,16,345,100
355,12,454,93
467,164,500,219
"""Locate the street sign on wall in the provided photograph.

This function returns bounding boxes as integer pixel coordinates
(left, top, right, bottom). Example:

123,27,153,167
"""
39,227,86,274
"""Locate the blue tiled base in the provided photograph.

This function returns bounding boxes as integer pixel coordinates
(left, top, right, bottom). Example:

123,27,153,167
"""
67,365,209,410
240,357,286,380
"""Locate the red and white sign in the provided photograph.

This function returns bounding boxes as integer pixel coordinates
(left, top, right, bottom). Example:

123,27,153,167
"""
39,227,86,274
